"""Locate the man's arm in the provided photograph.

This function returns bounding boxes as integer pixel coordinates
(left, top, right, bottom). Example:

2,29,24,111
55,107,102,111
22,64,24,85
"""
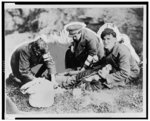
43,52,56,75
101,46,131,84
82,37,99,70
43,52,57,87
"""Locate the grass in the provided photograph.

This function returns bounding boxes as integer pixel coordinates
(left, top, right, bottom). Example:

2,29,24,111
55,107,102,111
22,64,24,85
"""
5,32,143,115
6,76,143,114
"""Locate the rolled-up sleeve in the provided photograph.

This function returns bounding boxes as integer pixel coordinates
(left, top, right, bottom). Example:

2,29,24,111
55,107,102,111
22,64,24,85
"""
106,46,130,83
43,52,56,74
19,50,35,82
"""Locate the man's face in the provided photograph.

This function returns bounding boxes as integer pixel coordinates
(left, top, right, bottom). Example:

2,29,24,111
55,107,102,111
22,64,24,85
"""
33,38,48,56
33,46,41,56
69,32,81,42
102,34,117,51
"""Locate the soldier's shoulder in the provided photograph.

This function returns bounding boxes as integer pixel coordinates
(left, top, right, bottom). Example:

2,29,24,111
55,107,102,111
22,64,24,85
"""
114,43,130,54
114,43,127,50
83,28,98,40
17,44,27,51
17,43,31,55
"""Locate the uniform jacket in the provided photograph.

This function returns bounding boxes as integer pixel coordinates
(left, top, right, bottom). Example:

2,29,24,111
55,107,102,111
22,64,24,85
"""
102,42,140,84
11,42,56,82
71,28,104,64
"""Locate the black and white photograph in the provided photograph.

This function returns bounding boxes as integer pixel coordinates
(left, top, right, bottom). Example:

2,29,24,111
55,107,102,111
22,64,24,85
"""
2,1,148,119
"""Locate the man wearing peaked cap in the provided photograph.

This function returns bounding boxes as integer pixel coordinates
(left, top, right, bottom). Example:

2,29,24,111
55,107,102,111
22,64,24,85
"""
66,24,84,36
10,35,56,85
65,22,104,72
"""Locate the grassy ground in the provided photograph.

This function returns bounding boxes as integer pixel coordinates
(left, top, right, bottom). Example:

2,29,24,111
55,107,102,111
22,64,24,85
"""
5,32,143,115
6,76,143,114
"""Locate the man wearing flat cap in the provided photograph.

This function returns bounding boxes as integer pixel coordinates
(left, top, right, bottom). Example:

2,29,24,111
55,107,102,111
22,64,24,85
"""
10,35,56,85
65,22,104,72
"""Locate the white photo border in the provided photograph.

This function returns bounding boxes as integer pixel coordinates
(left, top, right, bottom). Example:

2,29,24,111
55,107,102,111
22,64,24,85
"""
2,1,148,120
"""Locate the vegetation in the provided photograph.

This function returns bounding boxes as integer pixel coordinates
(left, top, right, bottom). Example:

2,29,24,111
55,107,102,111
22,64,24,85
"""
5,7,143,55
5,7,144,115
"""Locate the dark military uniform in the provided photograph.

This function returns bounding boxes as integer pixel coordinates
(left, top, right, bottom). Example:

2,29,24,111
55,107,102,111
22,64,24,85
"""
101,42,140,87
65,28,104,69
11,42,56,84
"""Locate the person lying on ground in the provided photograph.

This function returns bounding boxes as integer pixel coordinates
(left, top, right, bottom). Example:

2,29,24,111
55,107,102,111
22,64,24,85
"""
56,28,140,90
55,64,112,91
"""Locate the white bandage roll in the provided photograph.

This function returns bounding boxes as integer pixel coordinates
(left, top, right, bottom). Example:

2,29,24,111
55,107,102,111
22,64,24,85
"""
84,55,93,67
84,61,90,66
87,55,93,62
93,55,99,63
84,55,99,66
43,52,51,61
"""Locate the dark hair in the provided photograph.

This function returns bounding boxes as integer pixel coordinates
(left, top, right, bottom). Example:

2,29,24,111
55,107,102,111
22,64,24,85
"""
101,28,116,40
33,38,48,54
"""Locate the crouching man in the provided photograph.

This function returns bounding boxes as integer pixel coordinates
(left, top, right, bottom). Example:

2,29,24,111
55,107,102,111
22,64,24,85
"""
94,28,140,88
56,29,140,90
10,35,56,85
65,22,104,71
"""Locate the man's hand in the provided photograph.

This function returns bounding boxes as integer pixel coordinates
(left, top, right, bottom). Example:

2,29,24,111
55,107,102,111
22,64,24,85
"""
93,55,99,63
43,52,52,61
98,70,108,79
83,74,100,82
51,74,59,89
98,64,112,79
80,67,85,72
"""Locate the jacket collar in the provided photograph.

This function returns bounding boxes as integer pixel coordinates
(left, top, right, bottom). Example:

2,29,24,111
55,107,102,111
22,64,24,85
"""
104,42,119,57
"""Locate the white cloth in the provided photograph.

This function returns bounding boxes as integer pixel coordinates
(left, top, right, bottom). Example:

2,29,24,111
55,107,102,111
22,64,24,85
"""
20,78,55,107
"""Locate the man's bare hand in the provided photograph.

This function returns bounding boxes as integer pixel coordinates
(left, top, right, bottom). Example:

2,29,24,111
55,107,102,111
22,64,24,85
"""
98,64,112,79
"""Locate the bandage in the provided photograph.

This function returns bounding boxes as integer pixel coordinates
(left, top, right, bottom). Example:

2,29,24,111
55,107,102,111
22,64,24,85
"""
84,55,93,67
43,52,51,61
93,55,99,63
